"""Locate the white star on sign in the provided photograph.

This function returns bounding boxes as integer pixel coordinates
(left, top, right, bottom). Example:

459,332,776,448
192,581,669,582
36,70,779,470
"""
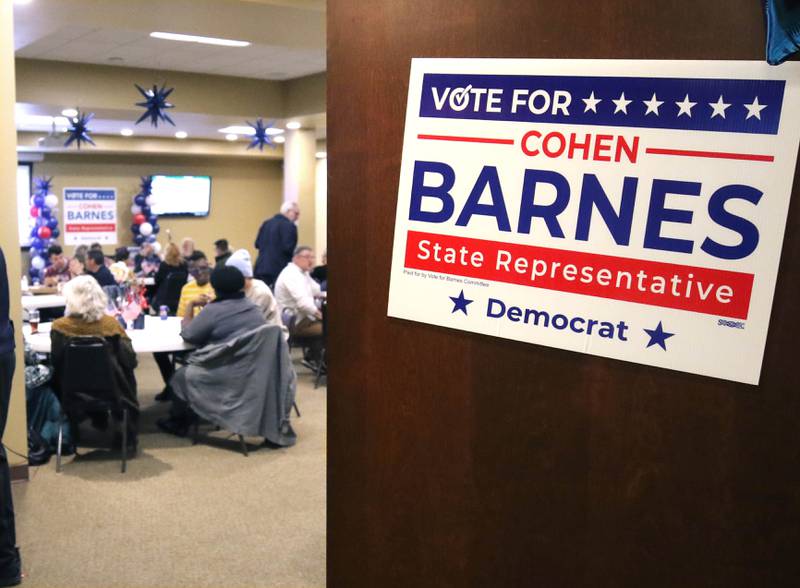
582,91,601,113
675,94,697,118
744,97,767,120
612,92,631,115
709,95,731,119
643,93,664,116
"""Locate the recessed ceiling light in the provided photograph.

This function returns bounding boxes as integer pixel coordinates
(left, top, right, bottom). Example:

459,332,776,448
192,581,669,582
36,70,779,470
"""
286,121,301,130
150,31,250,47
175,131,188,139
120,128,134,137
61,108,78,117
316,151,327,159
225,134,238,141
273,135,285,144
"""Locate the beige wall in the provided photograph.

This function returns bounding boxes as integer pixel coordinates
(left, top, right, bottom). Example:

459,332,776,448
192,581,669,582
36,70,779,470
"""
30,154,283,263
1,2,28,468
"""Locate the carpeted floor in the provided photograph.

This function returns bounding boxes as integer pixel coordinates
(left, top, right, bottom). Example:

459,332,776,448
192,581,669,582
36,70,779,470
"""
11,352,326,588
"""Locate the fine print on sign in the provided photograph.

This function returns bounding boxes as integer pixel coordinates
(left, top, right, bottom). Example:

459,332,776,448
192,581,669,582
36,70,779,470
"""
387,59,800,385
63,187,117,246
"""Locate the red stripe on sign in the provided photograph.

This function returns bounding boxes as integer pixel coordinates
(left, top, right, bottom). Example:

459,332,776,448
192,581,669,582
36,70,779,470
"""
66,224,116,232
417,134,514,145
645,147,774,162
404,231,754,319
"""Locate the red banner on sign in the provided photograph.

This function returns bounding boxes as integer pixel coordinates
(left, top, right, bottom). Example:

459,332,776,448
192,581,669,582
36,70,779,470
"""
404,230,754,319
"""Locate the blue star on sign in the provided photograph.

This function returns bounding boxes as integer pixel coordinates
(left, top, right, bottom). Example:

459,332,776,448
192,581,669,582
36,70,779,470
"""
644,321,674,351
450,290,473,315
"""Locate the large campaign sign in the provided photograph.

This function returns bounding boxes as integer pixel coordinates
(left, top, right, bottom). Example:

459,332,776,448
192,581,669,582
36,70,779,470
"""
63,187,117,245
387,59,800,385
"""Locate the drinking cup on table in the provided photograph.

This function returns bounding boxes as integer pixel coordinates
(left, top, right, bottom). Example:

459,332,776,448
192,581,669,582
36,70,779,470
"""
29,309,40,334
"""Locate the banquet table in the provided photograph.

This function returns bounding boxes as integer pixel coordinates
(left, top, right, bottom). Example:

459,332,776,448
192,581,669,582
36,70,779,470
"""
23,316,194,354
21,294,66,311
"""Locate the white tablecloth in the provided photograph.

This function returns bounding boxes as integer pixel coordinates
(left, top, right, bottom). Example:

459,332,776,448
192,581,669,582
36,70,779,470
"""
21,294,66,310
23,316,194,354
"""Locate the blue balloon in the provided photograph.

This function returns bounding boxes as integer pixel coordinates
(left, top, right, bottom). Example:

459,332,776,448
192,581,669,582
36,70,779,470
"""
47,217,58,229
50,228,60,239
29,268,41,280
135,195,146,206
147,215,158,225
130,223,140,234
151,223,160,235
140,206,151,217
29,247,42,257
146,235,157,243
134,234,146,246
33,195,45,207
40,206,51,219
35,217,47,227
30,237,44,249
29,227,39,238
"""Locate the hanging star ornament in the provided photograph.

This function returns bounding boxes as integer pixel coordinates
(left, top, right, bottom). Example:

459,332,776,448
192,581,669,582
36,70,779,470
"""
140,175,153,195
247,118,276,151
33,176,53,196
64,111,96,149
135,83,176,127
764,0,800,65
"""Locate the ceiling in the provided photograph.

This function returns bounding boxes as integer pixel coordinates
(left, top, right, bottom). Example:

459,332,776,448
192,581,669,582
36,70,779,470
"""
12,0,327,147
13,0,326,81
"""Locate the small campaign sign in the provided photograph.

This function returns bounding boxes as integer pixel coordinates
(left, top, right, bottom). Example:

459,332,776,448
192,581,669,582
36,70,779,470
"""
63,187,117,245
387,59,800,385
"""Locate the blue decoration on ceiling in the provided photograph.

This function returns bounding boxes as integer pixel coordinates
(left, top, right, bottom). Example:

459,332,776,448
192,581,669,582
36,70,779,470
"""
64,111,95,149
247,118,276,151
764,1,800,65
135,83,176,127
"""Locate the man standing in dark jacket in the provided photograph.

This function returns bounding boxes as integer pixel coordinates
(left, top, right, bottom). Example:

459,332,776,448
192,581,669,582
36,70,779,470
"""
0,246,22,587
254,202,299,288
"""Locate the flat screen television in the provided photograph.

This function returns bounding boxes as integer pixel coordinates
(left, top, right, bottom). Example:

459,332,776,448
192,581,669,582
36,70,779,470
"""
150,175,211,217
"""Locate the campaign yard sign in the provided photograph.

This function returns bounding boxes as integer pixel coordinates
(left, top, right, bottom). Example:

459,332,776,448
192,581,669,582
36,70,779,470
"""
63,187,117,245
387,59,800,385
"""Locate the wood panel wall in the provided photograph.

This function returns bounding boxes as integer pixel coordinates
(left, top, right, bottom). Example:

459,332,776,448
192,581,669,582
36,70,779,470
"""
327,2,800,586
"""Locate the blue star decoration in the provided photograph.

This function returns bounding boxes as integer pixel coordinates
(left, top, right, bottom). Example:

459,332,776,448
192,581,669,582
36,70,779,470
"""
643,321,675,351
135,83,175,127
140,175,153,195
247,118,276,151
64,111,95,149
764,0,800,65
449,290,473,315
33,176,53,196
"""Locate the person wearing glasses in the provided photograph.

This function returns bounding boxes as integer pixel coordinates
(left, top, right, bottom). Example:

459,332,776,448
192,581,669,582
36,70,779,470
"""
275,246,323,367
176,255,215,319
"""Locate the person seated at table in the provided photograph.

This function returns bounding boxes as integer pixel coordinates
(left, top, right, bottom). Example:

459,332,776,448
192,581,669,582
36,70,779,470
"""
110,247,135,284
213,239,232,270
43,244,71,286
85,249,116,288
134,242,161,275
226,249,284,332
177,255,214,318
69,252,85,279
275,245,324,366
180,237,195,263
153,243,187,296
50,276,139,449
156,266,265,437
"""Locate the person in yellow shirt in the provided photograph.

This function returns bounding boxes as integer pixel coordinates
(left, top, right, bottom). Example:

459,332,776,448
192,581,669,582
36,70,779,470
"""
177,256,214,318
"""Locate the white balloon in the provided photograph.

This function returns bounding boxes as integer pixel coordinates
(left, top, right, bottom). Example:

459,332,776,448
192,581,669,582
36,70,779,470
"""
131,204,142,215
145,196,156,207
139,222,153,237
31,256,46,270
152,241,162,255
44,194,59,208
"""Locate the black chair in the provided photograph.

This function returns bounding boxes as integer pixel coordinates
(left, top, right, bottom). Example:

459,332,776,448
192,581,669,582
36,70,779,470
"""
55,336,132,473
154,270,187,315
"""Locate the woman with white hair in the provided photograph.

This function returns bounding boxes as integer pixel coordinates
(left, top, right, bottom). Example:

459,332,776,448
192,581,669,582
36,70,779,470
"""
50,276,139,449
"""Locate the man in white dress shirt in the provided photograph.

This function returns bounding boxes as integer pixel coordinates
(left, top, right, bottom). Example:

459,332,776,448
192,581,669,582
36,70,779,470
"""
274,246,323,363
